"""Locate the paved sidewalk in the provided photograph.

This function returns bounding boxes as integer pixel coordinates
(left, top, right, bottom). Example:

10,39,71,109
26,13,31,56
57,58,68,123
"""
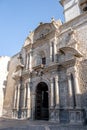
0,118,87,130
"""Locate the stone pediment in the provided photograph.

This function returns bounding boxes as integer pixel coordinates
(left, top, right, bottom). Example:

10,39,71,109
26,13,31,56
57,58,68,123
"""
34,23,52,41
35,23,52,33
33,22,58,42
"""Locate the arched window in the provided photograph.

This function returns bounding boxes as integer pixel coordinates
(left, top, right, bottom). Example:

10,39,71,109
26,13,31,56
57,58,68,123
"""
71,74,76,108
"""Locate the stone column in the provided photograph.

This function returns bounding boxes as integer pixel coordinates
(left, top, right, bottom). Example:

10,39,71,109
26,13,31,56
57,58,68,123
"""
29,81,35,120
27,82,31,119
73,70,81,108
55,75,60,122
67,67,81,108
31,92,36,120
50,78,55,107
50,43,52,62
23,84,26,108
55,76,60,108
14,87,17,108
50,78,55,121
67,73,73,108
54,42,57,62
13,87,18,118
17,85,20,110
26,53,28,69
29,49,33,71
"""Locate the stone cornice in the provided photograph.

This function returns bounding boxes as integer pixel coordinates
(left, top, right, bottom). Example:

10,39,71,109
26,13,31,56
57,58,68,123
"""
20,58,77,79
23,43,32,50
58,58,76,68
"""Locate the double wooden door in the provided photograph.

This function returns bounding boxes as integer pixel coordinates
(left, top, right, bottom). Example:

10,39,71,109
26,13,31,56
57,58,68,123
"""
35,89,49,120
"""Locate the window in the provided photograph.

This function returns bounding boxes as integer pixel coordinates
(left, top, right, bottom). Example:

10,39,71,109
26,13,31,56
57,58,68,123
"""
42,57,46,65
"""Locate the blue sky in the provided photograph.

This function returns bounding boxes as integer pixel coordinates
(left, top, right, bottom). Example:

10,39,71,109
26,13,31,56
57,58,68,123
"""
0,0,64,56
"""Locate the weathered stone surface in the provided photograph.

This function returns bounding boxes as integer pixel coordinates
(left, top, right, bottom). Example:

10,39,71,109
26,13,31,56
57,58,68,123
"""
3,54,19,118
0,0,87,128
0,119,87,130
0,56,10,117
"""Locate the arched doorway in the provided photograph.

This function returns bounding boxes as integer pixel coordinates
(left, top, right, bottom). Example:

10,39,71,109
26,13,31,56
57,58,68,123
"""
35,82,49,120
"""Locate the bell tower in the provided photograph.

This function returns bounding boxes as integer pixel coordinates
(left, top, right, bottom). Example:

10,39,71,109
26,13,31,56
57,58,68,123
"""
60,0,87,22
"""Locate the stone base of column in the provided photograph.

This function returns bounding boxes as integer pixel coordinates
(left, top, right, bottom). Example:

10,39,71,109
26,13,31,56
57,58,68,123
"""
55,108,60,123
49,107,60,123
27,109,32,120
69,108,85,125
49,107,55,122
12,109,18,119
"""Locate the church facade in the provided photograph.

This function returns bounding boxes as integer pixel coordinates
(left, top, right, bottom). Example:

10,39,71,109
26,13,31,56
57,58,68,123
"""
1,0,87,124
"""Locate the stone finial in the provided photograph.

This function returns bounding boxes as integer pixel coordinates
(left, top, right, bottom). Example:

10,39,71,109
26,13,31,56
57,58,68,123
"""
29,31,32,34
51,17,55,22
39,22,43,25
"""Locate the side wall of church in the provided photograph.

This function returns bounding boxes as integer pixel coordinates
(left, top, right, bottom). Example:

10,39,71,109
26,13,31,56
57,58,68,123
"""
3,54,19,118
0,56,10,117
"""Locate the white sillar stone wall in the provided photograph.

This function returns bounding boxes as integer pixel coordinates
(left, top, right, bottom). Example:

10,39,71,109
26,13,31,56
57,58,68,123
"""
0,56,10,117
64,0,81,22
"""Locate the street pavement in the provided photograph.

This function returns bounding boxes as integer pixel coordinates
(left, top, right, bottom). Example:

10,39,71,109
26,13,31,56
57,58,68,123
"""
0,118,87,130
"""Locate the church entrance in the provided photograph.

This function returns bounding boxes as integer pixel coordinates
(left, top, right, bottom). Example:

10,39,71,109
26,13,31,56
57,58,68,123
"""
35,82,49,120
